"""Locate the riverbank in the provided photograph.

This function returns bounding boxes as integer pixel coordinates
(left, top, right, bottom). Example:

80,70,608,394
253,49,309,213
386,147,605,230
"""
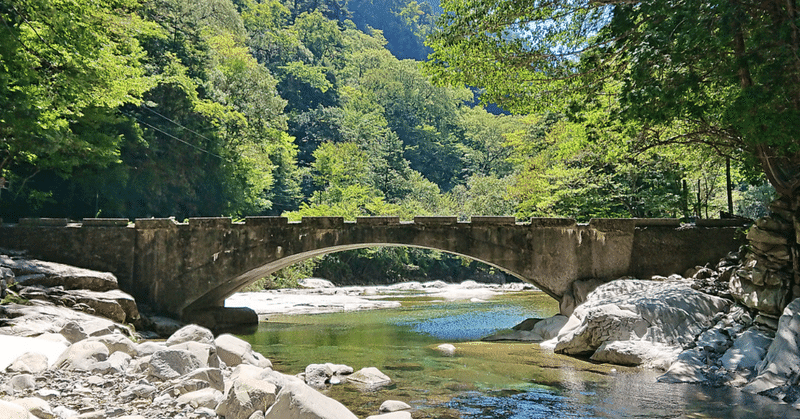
225,278,537,317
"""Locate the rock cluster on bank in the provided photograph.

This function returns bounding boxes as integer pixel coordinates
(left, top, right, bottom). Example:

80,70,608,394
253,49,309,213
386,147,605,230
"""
531,246,800,409
0,323,408,419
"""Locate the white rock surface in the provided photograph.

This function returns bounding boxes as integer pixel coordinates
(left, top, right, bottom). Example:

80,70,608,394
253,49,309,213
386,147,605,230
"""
176,388,224,410
0,336,68,371
6,352,49,374
720,328,773,371
590,340,681,370
657,348,707,383
147,349,204,381
264,380,358,419
216,373,278,419
53,340,109,371
553,280,730,356
366,412,412,419
215,334,270,368
379,400,411,413
347,367,392,390
0,399,32,419
436,344,456,356
10,397,54,419
744,298,800,394
165,324,215,346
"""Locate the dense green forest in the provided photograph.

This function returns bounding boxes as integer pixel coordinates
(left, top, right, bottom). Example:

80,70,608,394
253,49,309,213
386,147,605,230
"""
0,0,775,284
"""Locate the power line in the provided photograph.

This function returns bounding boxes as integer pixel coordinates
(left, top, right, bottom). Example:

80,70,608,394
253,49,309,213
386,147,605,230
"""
122,110,227,160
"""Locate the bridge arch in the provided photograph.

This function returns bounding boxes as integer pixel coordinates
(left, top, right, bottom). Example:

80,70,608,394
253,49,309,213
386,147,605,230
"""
182,242,541,315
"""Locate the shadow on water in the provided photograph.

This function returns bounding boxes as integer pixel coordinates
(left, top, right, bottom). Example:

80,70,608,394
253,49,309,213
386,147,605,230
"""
237,291,797,419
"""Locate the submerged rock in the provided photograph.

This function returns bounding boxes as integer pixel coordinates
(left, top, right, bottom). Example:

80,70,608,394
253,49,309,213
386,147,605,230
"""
347,367,392,390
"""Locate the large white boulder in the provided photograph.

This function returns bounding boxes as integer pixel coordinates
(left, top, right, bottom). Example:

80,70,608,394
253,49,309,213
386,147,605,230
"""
743,298,800,394
53,340,108,371
553,280,730,357
147,348,204,381
264,380,358,419
87,333,138,357
168,341,220,369
176,388,224,410
6,353,49,375
216,371,278,419
215,334,271,368
166,324,215,346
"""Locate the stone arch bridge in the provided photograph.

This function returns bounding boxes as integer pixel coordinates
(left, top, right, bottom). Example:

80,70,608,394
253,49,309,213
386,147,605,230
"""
0,216,746,327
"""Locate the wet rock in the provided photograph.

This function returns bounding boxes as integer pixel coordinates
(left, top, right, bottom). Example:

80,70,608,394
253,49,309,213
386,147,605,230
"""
379,400,411,413
366,412,412,419
264,380,357,419
347,367,391,390
304,364,333,389
658,348,707,384
324,363,353,376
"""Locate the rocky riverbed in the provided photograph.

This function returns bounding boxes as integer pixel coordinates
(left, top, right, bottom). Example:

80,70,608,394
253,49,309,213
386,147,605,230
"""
3,245,800,417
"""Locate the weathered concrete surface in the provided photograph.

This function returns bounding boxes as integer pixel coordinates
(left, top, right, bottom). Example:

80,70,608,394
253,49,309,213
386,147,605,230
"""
0,217,747,323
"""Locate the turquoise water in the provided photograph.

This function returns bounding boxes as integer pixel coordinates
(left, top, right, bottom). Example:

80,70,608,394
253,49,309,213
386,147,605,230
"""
237,291,796,418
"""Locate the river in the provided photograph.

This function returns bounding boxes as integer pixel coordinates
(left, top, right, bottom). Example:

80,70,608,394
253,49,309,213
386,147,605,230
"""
234,289,795,418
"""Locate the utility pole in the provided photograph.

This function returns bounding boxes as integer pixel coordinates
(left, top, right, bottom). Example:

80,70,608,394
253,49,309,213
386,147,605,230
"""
726,157,733,216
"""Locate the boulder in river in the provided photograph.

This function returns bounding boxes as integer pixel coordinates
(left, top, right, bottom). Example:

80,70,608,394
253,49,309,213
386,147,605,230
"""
549,279,731,367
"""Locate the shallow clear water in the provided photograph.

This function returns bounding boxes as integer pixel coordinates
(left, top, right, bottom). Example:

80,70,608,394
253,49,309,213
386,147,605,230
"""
236,291,795,419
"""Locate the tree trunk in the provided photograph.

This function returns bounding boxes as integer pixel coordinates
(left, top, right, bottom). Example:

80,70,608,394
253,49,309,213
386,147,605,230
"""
756,144,800,306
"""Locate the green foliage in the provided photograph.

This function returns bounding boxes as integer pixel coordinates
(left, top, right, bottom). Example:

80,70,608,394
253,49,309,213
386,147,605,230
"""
428,0,800,199
0,0,156,201
240,259,316,290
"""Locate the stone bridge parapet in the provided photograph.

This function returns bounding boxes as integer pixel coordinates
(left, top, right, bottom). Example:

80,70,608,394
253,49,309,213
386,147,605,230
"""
0,216,748,326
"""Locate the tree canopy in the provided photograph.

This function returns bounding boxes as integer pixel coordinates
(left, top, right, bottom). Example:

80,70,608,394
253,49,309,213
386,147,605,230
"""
427,0,800,199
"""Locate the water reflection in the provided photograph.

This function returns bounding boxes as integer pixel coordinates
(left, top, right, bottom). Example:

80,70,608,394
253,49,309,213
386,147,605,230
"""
237,291,796,419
